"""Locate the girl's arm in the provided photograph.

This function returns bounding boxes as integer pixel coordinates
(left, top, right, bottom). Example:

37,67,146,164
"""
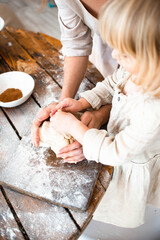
54,104,111,162
50,111,88,144
83,102,160,166
79,68,121,110
51,100,160,166
51,104,111,148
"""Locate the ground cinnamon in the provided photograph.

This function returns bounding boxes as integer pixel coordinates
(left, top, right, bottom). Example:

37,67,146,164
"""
0,88,23,102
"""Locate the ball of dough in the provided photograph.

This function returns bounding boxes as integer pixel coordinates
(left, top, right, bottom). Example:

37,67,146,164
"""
39,121,75,155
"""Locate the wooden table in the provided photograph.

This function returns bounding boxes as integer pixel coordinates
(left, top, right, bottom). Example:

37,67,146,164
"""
0,27,113,240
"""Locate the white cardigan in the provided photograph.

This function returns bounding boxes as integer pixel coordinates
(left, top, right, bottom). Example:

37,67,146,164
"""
80,67,160,227
55,0,117,77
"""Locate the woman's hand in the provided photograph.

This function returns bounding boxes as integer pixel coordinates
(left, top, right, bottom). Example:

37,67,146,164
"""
81,104,112,129
31,102,58,147
57,141,85,163
81,110,102,129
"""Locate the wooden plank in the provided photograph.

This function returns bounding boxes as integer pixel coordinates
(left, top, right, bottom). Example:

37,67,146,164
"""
99,165,113,190
69,166,112,232
0,28,61,107
0,29,112,236
86,62,104,85
0,56,11,74
0,29,101,212
4,187,79,240
0,29,32,70
70,180,105,230
6,27,64,86
0,53,39,138
0,134,100,211
3,97,40,138
6,27,95,94
0,109,20,168
0,189,24,240
75,77,95,99
39,32,62,51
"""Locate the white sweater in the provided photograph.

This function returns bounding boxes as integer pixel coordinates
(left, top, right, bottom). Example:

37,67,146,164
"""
80,67,160,227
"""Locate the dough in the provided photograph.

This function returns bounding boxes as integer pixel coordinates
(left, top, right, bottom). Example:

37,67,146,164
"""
39,112,82,155
39,121,75,155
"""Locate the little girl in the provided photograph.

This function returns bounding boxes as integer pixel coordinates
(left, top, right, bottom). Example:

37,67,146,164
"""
50,0,160,228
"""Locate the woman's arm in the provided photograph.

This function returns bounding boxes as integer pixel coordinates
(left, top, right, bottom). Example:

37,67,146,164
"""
60,56,89,99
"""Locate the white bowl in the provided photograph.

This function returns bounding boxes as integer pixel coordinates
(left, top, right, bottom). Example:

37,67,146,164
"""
0,17,4,31
0,71,35,108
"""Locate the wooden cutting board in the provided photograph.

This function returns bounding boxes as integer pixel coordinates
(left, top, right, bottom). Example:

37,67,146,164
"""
0,135,101,211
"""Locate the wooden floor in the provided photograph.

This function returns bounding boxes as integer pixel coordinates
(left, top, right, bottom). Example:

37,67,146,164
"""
0,0,61,39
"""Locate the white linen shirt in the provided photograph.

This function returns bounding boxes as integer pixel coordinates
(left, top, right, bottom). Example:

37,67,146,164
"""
55,0,117,76
80,67,160,227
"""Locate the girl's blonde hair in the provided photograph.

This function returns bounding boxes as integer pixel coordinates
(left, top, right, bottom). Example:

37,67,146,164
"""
99,0,160,97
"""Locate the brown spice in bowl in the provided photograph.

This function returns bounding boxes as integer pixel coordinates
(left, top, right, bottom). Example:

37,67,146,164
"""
0,88,23,102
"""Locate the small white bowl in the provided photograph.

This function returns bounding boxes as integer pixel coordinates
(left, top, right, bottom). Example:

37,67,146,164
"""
0,71,35,108
0,17,4,31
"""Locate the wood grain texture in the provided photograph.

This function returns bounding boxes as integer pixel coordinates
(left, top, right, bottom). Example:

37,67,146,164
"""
0,0,61,40
4,187,79,240
0,28,61,108
0,189,23,240
0,109,20,165
99,165,113,190
0,26,113,239
0,135,100,211
3,97,40,138
70,180,105,229
6,27,64,85
6,27,96,98
40,32,62,51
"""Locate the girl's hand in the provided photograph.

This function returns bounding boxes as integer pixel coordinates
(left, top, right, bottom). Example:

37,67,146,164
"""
54,98,83,114
57,141,85,163
50,110,77,135
31,102,58,147
51,111,85,163
51,97,91,116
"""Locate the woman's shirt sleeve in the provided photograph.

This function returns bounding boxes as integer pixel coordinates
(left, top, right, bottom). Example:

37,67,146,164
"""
83,99,160,166
55,0,93,56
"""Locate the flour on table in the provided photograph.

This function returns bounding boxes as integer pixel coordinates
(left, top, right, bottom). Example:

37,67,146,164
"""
0,133,100,211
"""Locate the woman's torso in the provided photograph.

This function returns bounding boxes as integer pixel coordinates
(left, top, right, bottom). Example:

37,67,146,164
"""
55,0,117,76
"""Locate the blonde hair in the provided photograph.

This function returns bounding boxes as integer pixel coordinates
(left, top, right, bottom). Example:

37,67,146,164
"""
99,0,160,97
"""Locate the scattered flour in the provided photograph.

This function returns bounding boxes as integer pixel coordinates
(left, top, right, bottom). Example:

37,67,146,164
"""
0,207,21,240
0,135,100,211
8,42,12,46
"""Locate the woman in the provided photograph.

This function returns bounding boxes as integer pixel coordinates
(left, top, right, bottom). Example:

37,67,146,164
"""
32,0,116,160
